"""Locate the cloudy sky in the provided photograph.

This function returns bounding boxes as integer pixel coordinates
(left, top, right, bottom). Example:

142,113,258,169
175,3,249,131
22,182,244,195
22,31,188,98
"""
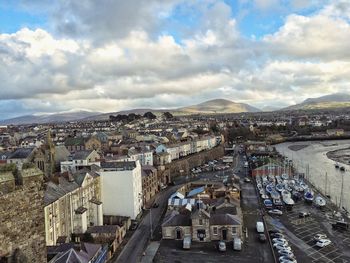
0,0,349,119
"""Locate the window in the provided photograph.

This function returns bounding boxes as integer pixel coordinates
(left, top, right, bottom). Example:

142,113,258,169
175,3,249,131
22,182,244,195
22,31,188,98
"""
213,227,218,235
199,219,203,225
232,227,236,235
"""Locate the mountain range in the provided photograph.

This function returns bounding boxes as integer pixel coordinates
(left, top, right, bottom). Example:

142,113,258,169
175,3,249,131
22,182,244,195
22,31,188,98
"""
0,99,259,125
1,93,350,125
282,93,350,111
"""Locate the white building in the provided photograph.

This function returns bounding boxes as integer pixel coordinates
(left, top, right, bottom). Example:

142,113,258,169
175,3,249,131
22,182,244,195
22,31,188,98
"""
99,161,143,219
61,150,100,173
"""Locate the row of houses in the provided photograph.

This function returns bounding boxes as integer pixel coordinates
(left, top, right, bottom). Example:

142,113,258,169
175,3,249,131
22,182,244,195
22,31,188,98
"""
155,135,222,162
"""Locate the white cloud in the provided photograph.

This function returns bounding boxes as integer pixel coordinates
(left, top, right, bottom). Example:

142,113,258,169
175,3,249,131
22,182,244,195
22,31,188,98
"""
1,0,350,119
263,13,350,60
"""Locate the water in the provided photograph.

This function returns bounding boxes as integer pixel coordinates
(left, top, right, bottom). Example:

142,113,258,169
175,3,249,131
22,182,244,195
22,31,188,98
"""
275,140,350,212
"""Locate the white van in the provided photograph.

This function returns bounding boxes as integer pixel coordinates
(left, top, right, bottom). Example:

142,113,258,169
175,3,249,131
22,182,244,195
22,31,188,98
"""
183,236,191,249
233,237,242,251
256,221,264,233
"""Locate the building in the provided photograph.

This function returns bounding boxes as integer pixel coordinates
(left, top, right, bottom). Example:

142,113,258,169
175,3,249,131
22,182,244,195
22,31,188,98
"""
0,167,46,262
162,182,242,242
326,129,345,136
49,242,107,263
99,161,143,219
86,225,126,255
60,150,100,173
44,170,103,246
65,137,86,153
141,165,159,205
162,201,242,242
6,147,36,170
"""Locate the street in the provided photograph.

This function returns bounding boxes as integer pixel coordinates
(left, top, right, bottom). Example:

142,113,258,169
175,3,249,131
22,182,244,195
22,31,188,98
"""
115,186,177,263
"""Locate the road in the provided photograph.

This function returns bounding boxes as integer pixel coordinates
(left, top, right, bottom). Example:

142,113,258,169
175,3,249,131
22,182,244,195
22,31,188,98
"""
115,186,177,263
235,150,274,263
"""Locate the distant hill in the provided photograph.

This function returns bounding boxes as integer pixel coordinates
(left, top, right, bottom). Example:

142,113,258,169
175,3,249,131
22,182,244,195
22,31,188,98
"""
0,111,101,125
88,99,260,121
0,99,260,125
177,99,260,114
282,93,350,111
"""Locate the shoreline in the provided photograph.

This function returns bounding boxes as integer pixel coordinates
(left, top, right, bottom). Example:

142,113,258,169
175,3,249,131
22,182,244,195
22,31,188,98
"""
326,147,350,166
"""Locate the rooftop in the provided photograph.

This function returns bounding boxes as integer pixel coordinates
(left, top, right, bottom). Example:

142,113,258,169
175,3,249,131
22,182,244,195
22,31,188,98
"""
100,161,136,171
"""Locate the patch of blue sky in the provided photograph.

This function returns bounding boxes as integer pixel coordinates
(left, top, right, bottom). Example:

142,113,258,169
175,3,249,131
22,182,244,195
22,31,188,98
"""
160,2,202,44
0,5,47,34
222,0,326,39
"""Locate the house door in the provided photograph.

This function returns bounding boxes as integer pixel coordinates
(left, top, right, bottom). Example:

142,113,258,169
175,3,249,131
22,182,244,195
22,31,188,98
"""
197,229,206,241
222,229,227,240
176,229,181,239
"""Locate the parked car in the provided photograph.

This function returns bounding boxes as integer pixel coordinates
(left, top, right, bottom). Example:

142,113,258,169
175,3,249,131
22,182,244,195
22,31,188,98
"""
218,241,226,252
233,237,242,251
316,239,331,248
274,244,292,251
299,211,310,218
279,256,297,263
278,250,295,258
268,209,283,216
273,238,288,246
258,233,267,243
256,222,264,233
313,234,327,242
183,236,191,250
244,177,251,183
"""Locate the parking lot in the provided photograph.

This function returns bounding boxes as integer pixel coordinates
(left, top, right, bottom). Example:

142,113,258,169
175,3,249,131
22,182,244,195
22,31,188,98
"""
265,201,350,263
155,239,271,263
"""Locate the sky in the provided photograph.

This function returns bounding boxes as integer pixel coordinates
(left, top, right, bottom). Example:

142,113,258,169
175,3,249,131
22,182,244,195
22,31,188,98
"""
0,0,350,119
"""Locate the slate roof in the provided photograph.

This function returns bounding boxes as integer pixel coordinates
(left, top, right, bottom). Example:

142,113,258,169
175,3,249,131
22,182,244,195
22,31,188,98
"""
72,169,99,186
86,225,119,234
71,150,94,160
209,214,241,226
8,147,35,159
162,210,192,227
49,243,101,263
44,177,79,206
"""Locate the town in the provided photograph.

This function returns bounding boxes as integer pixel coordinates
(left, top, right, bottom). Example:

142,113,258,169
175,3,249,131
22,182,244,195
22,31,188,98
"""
1,108,350,263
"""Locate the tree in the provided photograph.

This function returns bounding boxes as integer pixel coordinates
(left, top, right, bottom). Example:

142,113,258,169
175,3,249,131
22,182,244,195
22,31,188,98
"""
163,112,174,119
143,112,157,119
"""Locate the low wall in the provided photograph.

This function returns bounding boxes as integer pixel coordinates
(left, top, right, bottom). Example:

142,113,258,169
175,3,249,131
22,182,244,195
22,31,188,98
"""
158,145,225,182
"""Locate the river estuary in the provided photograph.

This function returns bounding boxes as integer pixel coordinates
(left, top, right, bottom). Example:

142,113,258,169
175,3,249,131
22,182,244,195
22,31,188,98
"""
275,140,350,212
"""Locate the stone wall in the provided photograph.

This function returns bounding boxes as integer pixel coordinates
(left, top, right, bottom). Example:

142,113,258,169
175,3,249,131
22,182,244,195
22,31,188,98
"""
0,168,46,262
158,145,225,182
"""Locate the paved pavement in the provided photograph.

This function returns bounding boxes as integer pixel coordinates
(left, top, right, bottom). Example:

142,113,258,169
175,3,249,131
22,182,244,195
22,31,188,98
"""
140,242,161,263
265,201,350,263
114,186,177,263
